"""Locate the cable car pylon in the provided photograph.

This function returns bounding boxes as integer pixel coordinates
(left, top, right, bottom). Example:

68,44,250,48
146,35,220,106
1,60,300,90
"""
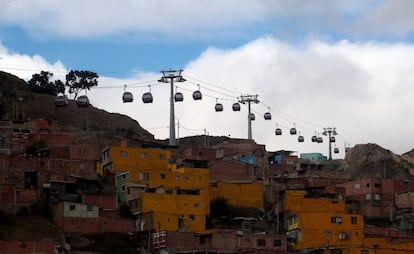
158,69,186,147
239,94,259,140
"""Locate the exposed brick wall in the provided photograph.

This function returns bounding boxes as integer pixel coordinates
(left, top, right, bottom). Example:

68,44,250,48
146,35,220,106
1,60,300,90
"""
209,161,254,182
0,240,54,254
52,202,131,234
83,194,118,210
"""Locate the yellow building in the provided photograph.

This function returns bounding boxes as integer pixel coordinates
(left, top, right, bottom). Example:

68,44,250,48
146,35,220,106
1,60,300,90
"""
284,190,414,254
210,181,263,208
100,146,210,233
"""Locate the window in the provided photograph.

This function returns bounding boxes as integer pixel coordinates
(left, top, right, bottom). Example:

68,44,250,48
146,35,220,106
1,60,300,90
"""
366,183,370,188
78,148,86,156
159,153,166,160
331,250,342,254
79,162,85,170
175,175,180,180
361,250,369,254
160,173,166,179
139,172,149,181
194,203,200,208
121,186,126,192
366,193,372,200
69,204,76,211
324,231,332,237
120,151,127,157
354,183,360,189
374,183,381,188
331,216,342,224
287,215,298,225
273,239,282,246
87,204,93,212
351,217,357,224
257,239,266,246
374,193,382,200
140,152,147,159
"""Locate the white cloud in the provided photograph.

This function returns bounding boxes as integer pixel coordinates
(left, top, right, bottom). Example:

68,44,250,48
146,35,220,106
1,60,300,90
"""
1,0,413,40
0,42,66,80
1,37,414,157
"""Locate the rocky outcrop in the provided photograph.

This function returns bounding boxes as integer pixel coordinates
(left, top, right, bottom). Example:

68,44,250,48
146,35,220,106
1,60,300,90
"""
343,143,414,180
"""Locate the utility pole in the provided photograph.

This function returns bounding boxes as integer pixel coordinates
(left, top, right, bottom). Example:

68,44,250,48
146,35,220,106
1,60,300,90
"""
239,95,259,140
322,127,337,160
158,69,186,147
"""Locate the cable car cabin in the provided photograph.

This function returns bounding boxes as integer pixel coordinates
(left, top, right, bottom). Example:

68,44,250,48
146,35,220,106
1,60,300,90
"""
142,92,153,103
317,137,323,143
330,136,336,143
249,113,255,121
122,91,134,103
311,135,318,142
290,127,297,135
174,92,184,102
55,94,68,107
275,128,282,136
76,95,90,107
334,147,340,154
264,112,272,120
215,103,223,112
193,90,202,100
298,135,305,142
232,103,241,111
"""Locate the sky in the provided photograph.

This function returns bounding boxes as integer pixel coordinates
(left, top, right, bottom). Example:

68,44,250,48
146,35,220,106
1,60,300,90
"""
1,0,414,159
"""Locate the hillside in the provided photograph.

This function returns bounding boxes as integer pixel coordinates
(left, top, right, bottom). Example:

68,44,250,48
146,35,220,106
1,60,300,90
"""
343,143,414,180
0,71,154,144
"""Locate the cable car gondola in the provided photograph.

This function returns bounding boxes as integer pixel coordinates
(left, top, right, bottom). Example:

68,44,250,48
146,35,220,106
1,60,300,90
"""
142,92,153,103
193,84,202,100
215,103,223,112
317,137,323,143
249,113,255,121
330,136,336,143
298,135,304,143
264,107,272,120
55,93,68,107
232,102,241,111
334,147,340,154
311,135,318,142
142,86,153,103
290,124,297,135
275,128,282,136
174,92,184,102
122,91,134,103
76,95,90,107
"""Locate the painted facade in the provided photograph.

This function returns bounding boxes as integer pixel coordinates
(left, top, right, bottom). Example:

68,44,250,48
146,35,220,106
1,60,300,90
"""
284,189,414,254
210,181,263,208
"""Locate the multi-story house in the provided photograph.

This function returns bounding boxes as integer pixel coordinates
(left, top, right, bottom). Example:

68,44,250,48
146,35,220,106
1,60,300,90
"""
329,178,414,222
100,145,210,233
283,189,414,254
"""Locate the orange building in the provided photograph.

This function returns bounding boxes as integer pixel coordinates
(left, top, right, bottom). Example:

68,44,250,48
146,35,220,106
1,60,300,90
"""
210,181,263,208
100,145,210,233
284,189,414,254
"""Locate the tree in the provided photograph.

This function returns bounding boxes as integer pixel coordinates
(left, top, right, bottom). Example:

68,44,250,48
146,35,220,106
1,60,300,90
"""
27,71,65,95
65,70,99,99
54,79,65,94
